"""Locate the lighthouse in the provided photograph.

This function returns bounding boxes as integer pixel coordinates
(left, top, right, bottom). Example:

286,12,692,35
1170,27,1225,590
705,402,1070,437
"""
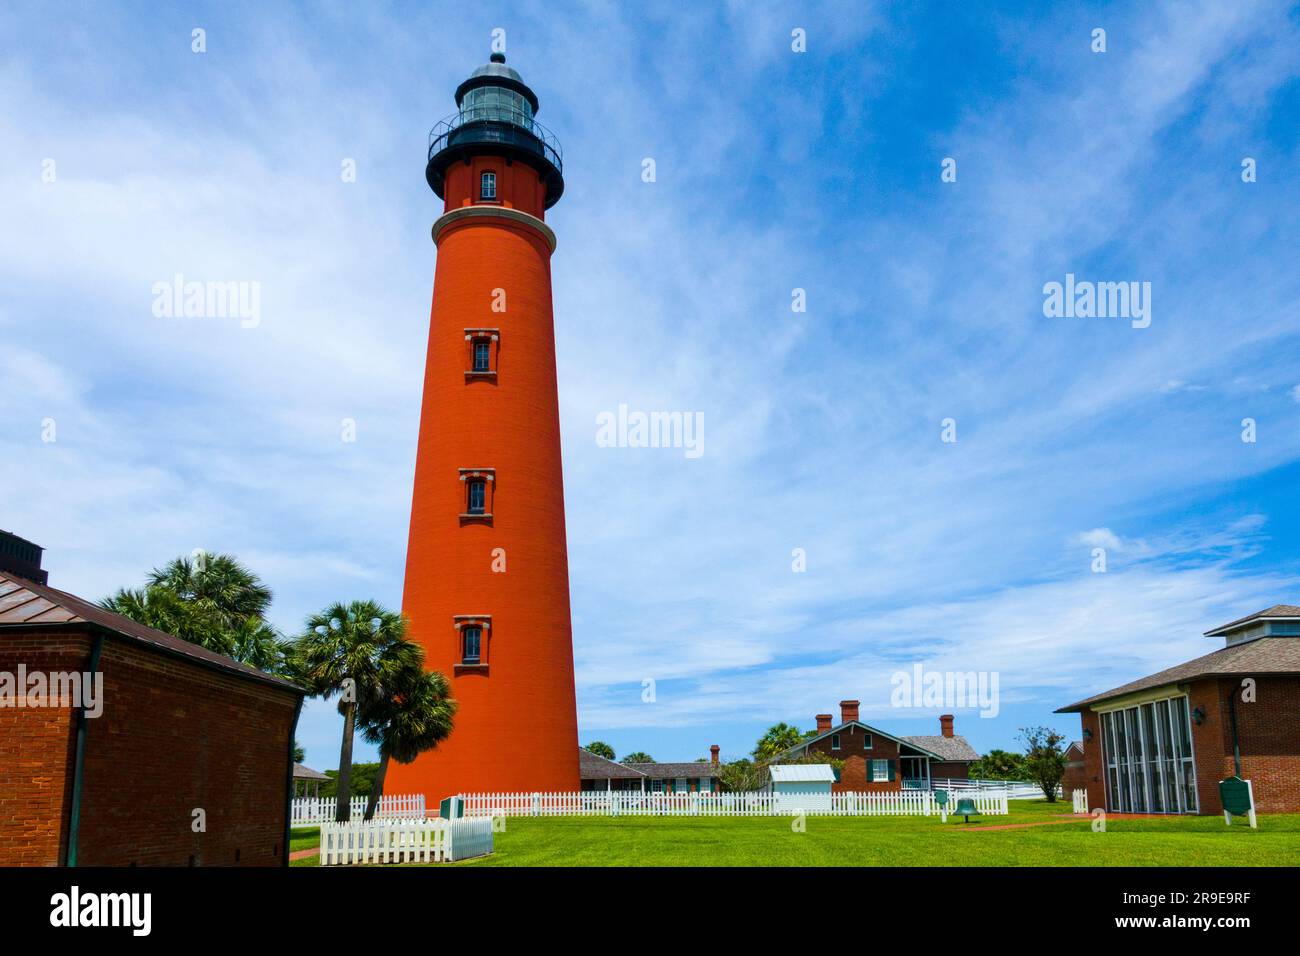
388,52,579,801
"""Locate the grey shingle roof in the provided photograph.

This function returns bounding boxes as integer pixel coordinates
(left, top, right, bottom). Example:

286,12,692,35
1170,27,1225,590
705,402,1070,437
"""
626,762,720,779
901,735,979,762
1057,637,1300,712
578,748,645,779
293,763,330,781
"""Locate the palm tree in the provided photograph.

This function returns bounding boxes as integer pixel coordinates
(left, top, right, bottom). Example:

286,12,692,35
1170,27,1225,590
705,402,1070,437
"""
583,741,615,760
101,552,286,672
620,751,654,764
288,601,421,822
752,722,809,760
358,658,456,820
147,552,273,629
100,586,230,654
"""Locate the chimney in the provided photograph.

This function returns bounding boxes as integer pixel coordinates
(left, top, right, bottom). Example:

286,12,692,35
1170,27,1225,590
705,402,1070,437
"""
709,744,720,765
815,713,833,734
940,714,955,738
0,530,48,585
840,700,860,724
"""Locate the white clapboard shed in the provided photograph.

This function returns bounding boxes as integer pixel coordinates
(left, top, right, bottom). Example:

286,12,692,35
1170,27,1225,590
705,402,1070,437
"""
768,764,835,813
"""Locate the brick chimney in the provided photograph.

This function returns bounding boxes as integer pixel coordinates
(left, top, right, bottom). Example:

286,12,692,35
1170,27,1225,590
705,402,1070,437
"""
940,714,955,738
840,700,860,724
710,744,720,765
816,713,833,734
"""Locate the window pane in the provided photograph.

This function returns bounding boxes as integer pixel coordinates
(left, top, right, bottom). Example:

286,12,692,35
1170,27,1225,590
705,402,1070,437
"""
1112,710,1130,811
1125,708,1146,812
473,341,490,371
468,480,486,513
1141,703,1162,812
462,626,481,663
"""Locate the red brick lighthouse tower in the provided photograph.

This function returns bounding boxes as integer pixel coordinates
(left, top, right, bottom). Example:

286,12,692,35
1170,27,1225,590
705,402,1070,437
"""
387,53,579,801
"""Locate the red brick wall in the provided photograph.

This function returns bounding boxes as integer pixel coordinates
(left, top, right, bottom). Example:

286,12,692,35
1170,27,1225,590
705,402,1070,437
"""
806,728,903,792
75,636,299,866
930,761,972,779
1196,675,1300,814
0,630,88,865
1079,710,1105,812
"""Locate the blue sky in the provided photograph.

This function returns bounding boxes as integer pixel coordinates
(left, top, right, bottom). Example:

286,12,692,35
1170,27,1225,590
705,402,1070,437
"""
3,1,1300,771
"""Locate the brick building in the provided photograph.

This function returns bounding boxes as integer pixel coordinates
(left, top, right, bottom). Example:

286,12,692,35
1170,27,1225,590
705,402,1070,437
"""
579,746,722,792
1060,740,1087,796
774,701,980,792
0,557,304,866
1057,605,1300,815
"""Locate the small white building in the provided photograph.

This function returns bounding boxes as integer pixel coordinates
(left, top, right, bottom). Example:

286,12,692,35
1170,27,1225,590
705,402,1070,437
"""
768,764,835,812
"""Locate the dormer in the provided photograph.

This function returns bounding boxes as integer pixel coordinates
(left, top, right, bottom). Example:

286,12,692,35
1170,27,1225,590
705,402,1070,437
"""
1204,604,1300,647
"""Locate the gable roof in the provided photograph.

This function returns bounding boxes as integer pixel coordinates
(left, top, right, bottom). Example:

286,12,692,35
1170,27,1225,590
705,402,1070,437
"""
901,734,980,762
293,763,330,781
1056,637,1300,713
626,761,720,779
1204,604,1300,636
777,720,947,761
0,570,303,693
578,748,646,779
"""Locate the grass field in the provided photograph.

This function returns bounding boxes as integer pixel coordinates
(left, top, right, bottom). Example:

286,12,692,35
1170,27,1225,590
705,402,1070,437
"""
288,800,1300,867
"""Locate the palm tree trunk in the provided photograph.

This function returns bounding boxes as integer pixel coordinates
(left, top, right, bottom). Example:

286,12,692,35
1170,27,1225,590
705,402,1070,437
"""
364,750,390,821
335,701,355,822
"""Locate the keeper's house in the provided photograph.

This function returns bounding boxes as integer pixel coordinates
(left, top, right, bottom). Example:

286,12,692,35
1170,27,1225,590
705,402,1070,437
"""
0,535,304,866
775,701,980,791
579,746,722,793
1057,605,1300,815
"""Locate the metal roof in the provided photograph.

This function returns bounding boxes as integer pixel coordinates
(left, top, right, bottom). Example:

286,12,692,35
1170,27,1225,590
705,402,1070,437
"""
769,764,836,782
0,570,304,693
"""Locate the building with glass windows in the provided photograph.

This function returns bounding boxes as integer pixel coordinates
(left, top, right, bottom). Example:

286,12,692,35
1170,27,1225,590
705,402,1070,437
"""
1058,605,1300,814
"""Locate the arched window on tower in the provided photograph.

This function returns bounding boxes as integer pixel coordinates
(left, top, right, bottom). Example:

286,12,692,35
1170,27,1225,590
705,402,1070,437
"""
480,170,497,200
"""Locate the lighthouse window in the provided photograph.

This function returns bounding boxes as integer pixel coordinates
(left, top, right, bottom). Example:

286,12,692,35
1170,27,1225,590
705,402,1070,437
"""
461,626,482,665
480,171,497,200
467,479,487,514
473,340,491,372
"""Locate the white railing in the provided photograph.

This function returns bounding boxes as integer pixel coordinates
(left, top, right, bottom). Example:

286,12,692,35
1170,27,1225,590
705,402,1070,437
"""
318,816,492,865
1072,788,1087,813
457,789,1008,818
922,778,1052,800
291,793,425,826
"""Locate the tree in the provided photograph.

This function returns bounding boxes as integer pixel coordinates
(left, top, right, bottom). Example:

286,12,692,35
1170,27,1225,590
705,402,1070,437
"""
969,748,1028,781
1020,726,1068,802
289,601,421,822
715,758,768,792
583,741,615,760
358,657,455,820
620,752,654,764
293,740,306,763
100,551,288,672
752,722,809,760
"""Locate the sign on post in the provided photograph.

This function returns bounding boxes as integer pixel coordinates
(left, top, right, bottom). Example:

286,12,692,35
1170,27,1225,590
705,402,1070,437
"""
1218,776,1257,829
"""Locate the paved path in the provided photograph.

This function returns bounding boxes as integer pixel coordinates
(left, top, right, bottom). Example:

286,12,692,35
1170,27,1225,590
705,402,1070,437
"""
289,847,319,861
960,813,1147,831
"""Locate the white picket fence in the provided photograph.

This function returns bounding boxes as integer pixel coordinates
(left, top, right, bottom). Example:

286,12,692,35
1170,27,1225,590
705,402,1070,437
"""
456,789,1008,818
1072,788,1087,813
318,816,493,865
291,793,425,826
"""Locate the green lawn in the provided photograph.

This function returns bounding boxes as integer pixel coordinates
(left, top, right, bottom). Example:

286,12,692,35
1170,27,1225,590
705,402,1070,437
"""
289,827,319,866
456,799,1300,867
284,801,1300,867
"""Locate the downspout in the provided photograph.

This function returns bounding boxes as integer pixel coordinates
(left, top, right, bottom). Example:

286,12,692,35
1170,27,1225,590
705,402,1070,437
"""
1227,683,1243,778
65,631,105,867
283,694,305,868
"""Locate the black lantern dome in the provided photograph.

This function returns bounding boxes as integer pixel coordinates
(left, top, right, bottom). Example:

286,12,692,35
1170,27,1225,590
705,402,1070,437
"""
426,52,564,208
